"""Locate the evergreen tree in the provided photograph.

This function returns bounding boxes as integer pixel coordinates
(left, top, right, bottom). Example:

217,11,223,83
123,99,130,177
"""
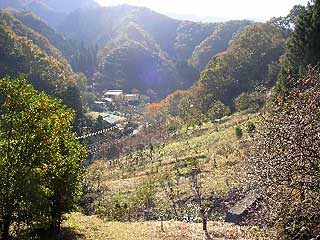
278,0,320,90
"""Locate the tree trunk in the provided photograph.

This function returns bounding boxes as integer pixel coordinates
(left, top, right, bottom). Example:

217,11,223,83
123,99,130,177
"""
50,220,61,236
203,216,212,239
160,221,164,232
202,216,207,232
2,219,11,240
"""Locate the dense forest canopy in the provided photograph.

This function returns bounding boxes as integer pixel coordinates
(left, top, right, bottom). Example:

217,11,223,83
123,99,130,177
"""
0,10,67,64
0,0,304,117
0,9,86,132
0,2,254,98
52,5,252,97
0,2,257,99
277,0,320,91
189,20,252,71
194,23,287,111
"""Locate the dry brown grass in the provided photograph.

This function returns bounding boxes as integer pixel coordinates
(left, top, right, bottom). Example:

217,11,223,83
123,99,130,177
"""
77,112,267,239
63,212,263,240
89,112,257,195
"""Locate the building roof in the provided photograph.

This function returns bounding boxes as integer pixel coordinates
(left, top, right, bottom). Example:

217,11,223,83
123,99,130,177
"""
105,92,123,96
105,90,123,96
125,94,140,101
103,117,118,125
102,97,113,102
94,101,105,105
228,190,261,215
125,94,139,97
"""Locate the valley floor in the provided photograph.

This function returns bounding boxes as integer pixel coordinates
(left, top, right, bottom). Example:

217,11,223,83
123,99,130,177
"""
62,212,262,240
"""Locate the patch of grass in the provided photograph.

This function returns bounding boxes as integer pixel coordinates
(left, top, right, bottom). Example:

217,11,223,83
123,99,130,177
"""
63,212,265,240
86,111,126,121
15,226,86,240
84,111,259,223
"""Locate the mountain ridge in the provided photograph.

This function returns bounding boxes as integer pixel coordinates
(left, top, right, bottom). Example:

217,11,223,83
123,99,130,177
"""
0,3,253,99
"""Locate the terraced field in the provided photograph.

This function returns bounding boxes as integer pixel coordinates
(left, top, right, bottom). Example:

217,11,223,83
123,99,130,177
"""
86,111,258,195
63,111,268,240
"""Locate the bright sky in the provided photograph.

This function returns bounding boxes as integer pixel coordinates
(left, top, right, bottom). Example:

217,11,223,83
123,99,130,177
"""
96,0,310,21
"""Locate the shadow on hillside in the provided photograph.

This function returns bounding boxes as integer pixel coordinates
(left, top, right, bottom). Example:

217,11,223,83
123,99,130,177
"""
207,230,248,240
17,227,86,240
56,227,86,240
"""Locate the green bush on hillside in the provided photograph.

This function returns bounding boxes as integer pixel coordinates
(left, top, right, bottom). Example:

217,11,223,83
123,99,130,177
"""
0,76,86,238
207,100,231,121
234,92,266,112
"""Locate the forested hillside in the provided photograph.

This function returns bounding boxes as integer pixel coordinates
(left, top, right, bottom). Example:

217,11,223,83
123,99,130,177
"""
0,0,97,13
93,21,196,98
0,10,67,64
0,0,97,26
8,9,98,78
2,1,320,239
190,20,252,71
196,23,287,110
0,10,84,119
53,5,251,97
0,2,254,98
0,0,62,27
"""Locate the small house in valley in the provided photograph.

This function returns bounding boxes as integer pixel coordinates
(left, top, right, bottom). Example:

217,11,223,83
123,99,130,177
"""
124,94,140,103
104,90,124,101
102,116,118,125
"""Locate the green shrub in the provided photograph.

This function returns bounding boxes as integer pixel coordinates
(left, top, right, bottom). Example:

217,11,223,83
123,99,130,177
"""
246,121,256,134
207,100,231,121
235,126,243,138
166,117,180,133
0,76,85,237
234,92,265,112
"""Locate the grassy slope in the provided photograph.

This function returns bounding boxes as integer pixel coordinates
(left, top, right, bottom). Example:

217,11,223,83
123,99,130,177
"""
63,111,263,240
89,111,258,194
63,212,261,240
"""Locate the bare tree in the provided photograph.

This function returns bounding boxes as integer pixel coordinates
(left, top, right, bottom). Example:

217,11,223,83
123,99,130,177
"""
159,172,181,220
188,163,213,239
